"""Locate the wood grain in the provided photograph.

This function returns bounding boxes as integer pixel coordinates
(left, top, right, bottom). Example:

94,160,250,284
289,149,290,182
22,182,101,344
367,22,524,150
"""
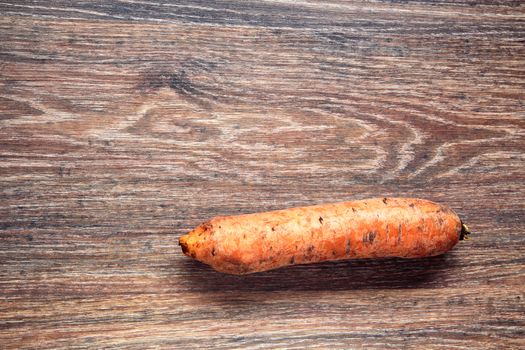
0,0,524,349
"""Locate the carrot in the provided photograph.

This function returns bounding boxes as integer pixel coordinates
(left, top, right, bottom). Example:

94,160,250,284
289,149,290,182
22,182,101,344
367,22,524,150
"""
179,197,470,275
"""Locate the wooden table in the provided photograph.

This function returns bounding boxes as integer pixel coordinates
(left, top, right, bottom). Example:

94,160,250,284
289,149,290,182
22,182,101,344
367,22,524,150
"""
1,1,524,349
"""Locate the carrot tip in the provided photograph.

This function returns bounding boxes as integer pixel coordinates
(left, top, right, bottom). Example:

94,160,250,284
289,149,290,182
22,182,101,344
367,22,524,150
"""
460,223,471,241
179,237,190,255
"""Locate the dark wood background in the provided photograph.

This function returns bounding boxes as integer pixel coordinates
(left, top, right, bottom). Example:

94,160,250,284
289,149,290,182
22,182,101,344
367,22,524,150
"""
1,1,524,349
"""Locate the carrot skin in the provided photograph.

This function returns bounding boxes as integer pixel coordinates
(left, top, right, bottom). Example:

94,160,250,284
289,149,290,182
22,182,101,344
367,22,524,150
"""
179,197,463,275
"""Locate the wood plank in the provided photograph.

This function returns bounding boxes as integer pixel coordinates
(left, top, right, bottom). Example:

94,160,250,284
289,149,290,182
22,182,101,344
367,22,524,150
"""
0,1,524,349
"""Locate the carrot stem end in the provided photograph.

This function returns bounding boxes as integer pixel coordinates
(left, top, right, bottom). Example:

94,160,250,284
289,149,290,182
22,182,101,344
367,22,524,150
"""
460,223,471,241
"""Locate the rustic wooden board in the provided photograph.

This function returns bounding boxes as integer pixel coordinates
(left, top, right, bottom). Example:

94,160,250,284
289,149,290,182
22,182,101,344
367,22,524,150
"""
1,1,524,349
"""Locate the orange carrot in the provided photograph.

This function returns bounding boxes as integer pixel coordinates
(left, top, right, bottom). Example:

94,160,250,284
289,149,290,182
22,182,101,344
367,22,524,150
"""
179,197,470,275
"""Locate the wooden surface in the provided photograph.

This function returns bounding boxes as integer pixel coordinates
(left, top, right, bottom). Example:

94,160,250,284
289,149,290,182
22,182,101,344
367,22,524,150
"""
1,1,524,349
